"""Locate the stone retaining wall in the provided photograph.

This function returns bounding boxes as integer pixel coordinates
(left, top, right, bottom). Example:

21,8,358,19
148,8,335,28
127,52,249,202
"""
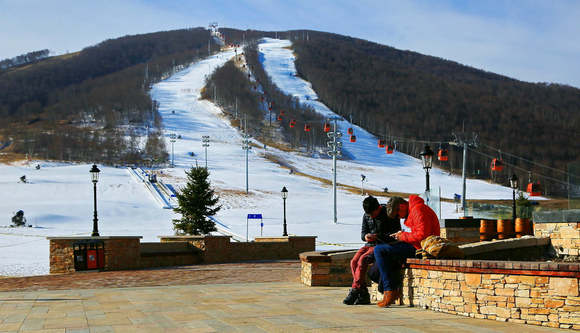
49,235,315,274
139,242,202,268
534,223,580,256
390,259,580,329
48,236,142,274
161,235,316,264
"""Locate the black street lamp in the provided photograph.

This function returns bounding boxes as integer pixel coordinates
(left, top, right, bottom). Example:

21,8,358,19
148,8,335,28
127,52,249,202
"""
281,186,288,236
420,145,434,192
510,174,518,223
90,164,100,237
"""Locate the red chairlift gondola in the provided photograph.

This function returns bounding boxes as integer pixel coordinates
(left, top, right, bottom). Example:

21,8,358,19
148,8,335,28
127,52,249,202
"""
347,128,354,135
323,123,331,132
378,139,385,148
438,149,449,161
277,115,282,121
527,181,542,196
386,145,394,154
349,135,357,143
304,124,311,132
289,120,296,128
491,158,504,172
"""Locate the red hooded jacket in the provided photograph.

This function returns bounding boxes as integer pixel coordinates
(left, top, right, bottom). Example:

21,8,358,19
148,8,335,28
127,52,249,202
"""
399,195,440,249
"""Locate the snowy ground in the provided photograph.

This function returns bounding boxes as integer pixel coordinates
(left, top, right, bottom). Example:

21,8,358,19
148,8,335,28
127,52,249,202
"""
1,40,515,277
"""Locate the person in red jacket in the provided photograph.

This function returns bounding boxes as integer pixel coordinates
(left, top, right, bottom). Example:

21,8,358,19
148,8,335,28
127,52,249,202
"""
374,195,440,307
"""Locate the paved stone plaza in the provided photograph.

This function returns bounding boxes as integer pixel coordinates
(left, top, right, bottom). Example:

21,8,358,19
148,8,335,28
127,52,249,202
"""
0,282,566,332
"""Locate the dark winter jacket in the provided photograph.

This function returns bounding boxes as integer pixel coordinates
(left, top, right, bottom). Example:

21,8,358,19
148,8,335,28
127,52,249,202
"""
361,204,401,246
399,195,440,249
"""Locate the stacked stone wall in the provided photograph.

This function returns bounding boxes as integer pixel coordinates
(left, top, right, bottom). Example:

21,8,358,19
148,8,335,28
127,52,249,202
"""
393,259,580,329
534,222,580,256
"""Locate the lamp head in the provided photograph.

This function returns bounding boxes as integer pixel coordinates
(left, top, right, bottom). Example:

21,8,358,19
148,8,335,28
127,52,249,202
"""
90,164,100,183
281,186,288,199
420,145,434,170
510,174,518,189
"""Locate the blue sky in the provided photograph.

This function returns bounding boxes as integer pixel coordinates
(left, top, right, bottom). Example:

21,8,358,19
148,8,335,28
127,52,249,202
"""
1,0,579,87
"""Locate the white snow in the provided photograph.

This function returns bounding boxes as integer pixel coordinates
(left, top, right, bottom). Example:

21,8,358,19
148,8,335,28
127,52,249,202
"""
0,40,516,277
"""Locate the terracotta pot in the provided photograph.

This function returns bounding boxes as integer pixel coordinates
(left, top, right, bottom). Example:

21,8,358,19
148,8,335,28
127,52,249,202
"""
515,218,530,238
479,219,497,241
497,219,514,239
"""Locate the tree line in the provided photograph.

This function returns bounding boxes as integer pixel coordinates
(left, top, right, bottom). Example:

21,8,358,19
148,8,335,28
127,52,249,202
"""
201,43,328,153
0,49,50,72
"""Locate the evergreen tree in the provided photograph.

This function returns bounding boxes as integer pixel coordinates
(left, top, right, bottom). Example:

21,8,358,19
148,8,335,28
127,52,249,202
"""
173,166,220,235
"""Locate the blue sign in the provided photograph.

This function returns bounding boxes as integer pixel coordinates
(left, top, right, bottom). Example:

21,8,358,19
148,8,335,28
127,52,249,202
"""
247,214,263,219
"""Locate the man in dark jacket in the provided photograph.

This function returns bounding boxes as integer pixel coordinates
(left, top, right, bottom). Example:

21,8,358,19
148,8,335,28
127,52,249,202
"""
343,196,401,305
375,195,440,308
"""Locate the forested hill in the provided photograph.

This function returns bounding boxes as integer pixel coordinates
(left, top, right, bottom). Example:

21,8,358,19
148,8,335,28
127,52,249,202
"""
290,30,580,193
0,28,258,164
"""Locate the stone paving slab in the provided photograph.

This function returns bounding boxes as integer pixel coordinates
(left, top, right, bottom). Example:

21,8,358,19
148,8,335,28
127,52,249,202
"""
0,281,565,332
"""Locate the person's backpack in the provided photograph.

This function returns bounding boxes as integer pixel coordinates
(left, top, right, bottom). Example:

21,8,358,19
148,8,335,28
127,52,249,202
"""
417,235,464,259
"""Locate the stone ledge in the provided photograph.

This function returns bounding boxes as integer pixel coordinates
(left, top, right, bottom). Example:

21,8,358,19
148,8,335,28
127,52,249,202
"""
299,251,331,262
406,258,580,275
459,236,550,256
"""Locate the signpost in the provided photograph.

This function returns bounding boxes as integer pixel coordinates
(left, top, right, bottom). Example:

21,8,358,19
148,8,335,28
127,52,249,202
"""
246,213,263,242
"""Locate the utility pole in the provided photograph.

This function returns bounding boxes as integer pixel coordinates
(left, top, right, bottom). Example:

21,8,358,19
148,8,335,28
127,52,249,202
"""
326,116,342,224
202,135,210,169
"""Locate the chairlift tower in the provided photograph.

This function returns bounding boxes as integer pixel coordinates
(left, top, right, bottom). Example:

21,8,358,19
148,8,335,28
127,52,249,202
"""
242,133,252,194
326,116,343,224
450,132,478,216
202,135,210,169
169,133,177,168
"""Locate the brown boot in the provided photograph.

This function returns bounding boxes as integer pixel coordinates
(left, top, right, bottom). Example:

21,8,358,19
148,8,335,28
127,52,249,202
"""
377,290,397,308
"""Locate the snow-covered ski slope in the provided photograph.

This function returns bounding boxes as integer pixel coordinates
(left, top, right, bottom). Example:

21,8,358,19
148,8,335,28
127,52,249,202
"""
1,41,515,277
0,163,175,276
258,38,513,200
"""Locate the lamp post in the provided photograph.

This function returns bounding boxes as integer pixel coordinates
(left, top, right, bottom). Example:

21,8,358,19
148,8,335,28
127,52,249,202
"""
90,164,100,237
510,174,518,222
281,186,288,236
420,145,434,192
360,174,366,196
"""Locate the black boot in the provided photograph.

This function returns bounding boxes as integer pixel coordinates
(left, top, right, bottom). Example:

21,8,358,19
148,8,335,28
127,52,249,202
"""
343,288,360,305
354,288,370,305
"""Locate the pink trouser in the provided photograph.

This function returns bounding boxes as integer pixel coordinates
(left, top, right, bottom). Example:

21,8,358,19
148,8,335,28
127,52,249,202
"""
350,245,375,289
